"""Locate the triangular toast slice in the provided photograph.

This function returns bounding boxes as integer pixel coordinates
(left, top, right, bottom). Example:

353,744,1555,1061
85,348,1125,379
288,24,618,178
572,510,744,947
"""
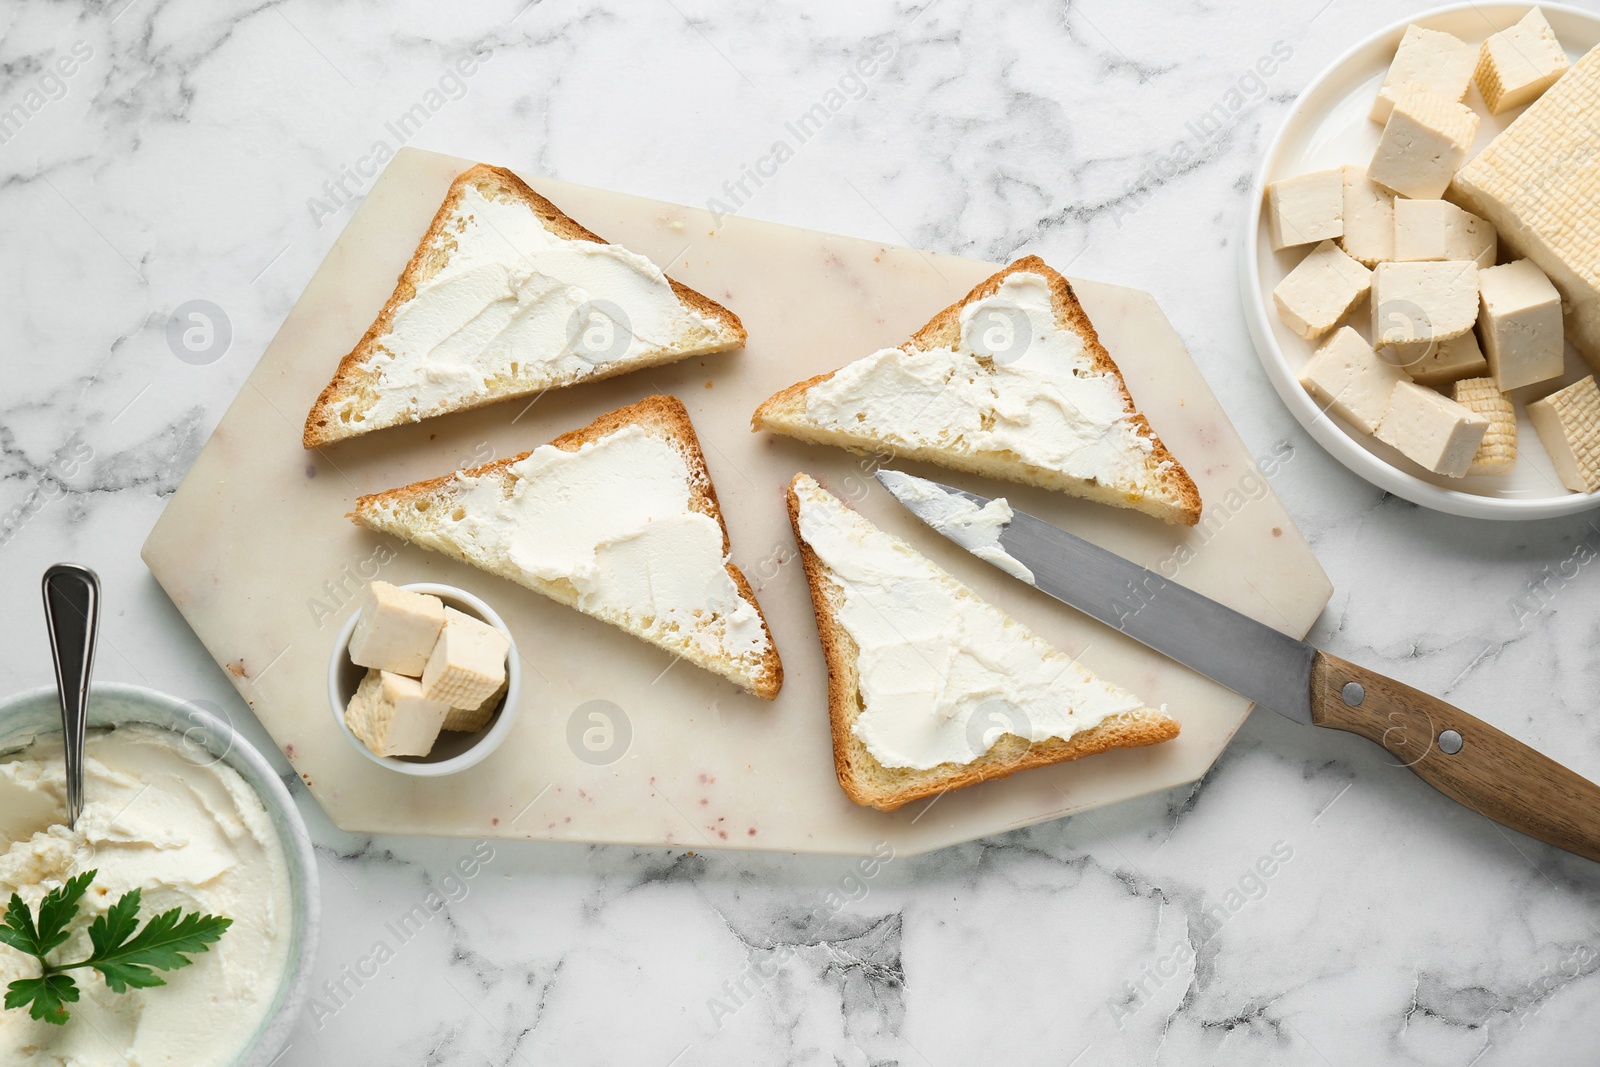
305,164,746,447
352,396,781,699
786,473,1178,810
755,257,1201,525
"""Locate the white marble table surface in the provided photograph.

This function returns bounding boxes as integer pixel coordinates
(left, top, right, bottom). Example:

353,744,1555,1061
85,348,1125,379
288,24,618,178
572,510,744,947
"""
3,1,1598,1063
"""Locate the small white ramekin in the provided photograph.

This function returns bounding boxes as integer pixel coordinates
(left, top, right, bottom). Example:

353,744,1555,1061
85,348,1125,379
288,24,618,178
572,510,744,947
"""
327,582,521,777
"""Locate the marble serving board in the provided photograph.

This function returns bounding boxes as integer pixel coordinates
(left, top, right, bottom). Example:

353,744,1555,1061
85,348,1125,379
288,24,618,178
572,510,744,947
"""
142,146,1332,856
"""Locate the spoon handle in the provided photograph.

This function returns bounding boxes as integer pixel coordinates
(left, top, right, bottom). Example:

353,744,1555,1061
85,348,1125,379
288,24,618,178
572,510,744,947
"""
42,564,99,830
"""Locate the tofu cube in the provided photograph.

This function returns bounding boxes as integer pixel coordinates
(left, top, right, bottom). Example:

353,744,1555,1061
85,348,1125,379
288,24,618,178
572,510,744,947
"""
1479,259,1565,390
1371,261,1479,345
347,581,445,676
1387,330,1489,386
1371,24,1478,123
421,608,509,707
1375,380,1490,478
345,669,450,758
442,679,509,733
1528,376,1600,493
1452,377,1518,474
1369,89,1480,199
1266,170,1344,250
1339,166,1396,266
1476,8,1570,115
1298,326,1409,433
1393,200,1497,267
1449,44,1600,367
1273,240,1373,340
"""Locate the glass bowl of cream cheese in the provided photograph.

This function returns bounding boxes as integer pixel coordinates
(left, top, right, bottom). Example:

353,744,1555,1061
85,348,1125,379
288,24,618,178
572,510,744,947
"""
0,682,318,1067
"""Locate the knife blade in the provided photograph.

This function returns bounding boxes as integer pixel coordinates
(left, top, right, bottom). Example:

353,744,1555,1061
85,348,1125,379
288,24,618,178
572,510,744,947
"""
875,469,1600,862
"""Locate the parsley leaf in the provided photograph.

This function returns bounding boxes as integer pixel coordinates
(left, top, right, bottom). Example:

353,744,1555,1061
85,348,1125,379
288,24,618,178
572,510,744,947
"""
3,974,81,1025
0,892,43,957
88,897,232,994
35,871,95,957
85,887,142,964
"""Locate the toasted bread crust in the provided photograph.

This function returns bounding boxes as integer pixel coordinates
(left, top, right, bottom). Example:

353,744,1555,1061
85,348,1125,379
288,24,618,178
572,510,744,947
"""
750,370,836,431
351,395,781,699
304,165,746,449
785,474,1178,810
754,257,1202,526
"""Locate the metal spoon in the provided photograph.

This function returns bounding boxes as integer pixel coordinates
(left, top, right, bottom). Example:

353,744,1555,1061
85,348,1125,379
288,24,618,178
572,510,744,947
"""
42,564,99,830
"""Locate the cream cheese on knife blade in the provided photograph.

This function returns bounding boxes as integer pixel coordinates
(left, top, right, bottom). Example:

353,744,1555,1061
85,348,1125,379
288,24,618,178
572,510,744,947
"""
873,470,1036,584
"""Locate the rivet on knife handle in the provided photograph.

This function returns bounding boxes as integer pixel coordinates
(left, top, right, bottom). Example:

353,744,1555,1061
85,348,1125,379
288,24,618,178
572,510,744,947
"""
1311,652,1600,862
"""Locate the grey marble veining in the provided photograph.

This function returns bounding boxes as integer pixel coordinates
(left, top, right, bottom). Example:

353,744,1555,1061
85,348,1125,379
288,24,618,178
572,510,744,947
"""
2,0,1599,1063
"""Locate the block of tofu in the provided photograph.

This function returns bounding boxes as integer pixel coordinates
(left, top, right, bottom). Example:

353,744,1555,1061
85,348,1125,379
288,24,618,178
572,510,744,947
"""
1369,89,1480,199
347,581,445,676
1274,240,1372,339
1393,200,1497,267
1388,331,1489,386
1371,260,1478,344
421,607,510,707
1479,259,1565,390
1299,326,1409,433
442,679,508,733
1266,170,1344,250
1475,8,1570,114
345,669,450,758
1371,24,1478,123
1375,380,1490,478
1449,45,1600,368
1528,376,1600,493
1452,377,1518,474
1339,166,1396,266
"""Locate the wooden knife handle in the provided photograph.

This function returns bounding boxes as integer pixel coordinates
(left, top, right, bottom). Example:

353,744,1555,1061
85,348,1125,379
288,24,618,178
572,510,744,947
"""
1311,652,1600,863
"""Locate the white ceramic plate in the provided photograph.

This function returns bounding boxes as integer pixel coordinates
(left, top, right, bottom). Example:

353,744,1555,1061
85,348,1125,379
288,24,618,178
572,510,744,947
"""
1242,2,1600,519
327,582,523,776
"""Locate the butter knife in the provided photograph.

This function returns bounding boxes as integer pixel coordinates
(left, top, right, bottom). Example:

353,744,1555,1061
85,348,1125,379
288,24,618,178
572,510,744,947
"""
875,470,1600,863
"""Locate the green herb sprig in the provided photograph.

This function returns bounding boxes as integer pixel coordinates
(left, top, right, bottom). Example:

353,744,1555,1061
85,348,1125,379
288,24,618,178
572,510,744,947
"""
0,871,232,1025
